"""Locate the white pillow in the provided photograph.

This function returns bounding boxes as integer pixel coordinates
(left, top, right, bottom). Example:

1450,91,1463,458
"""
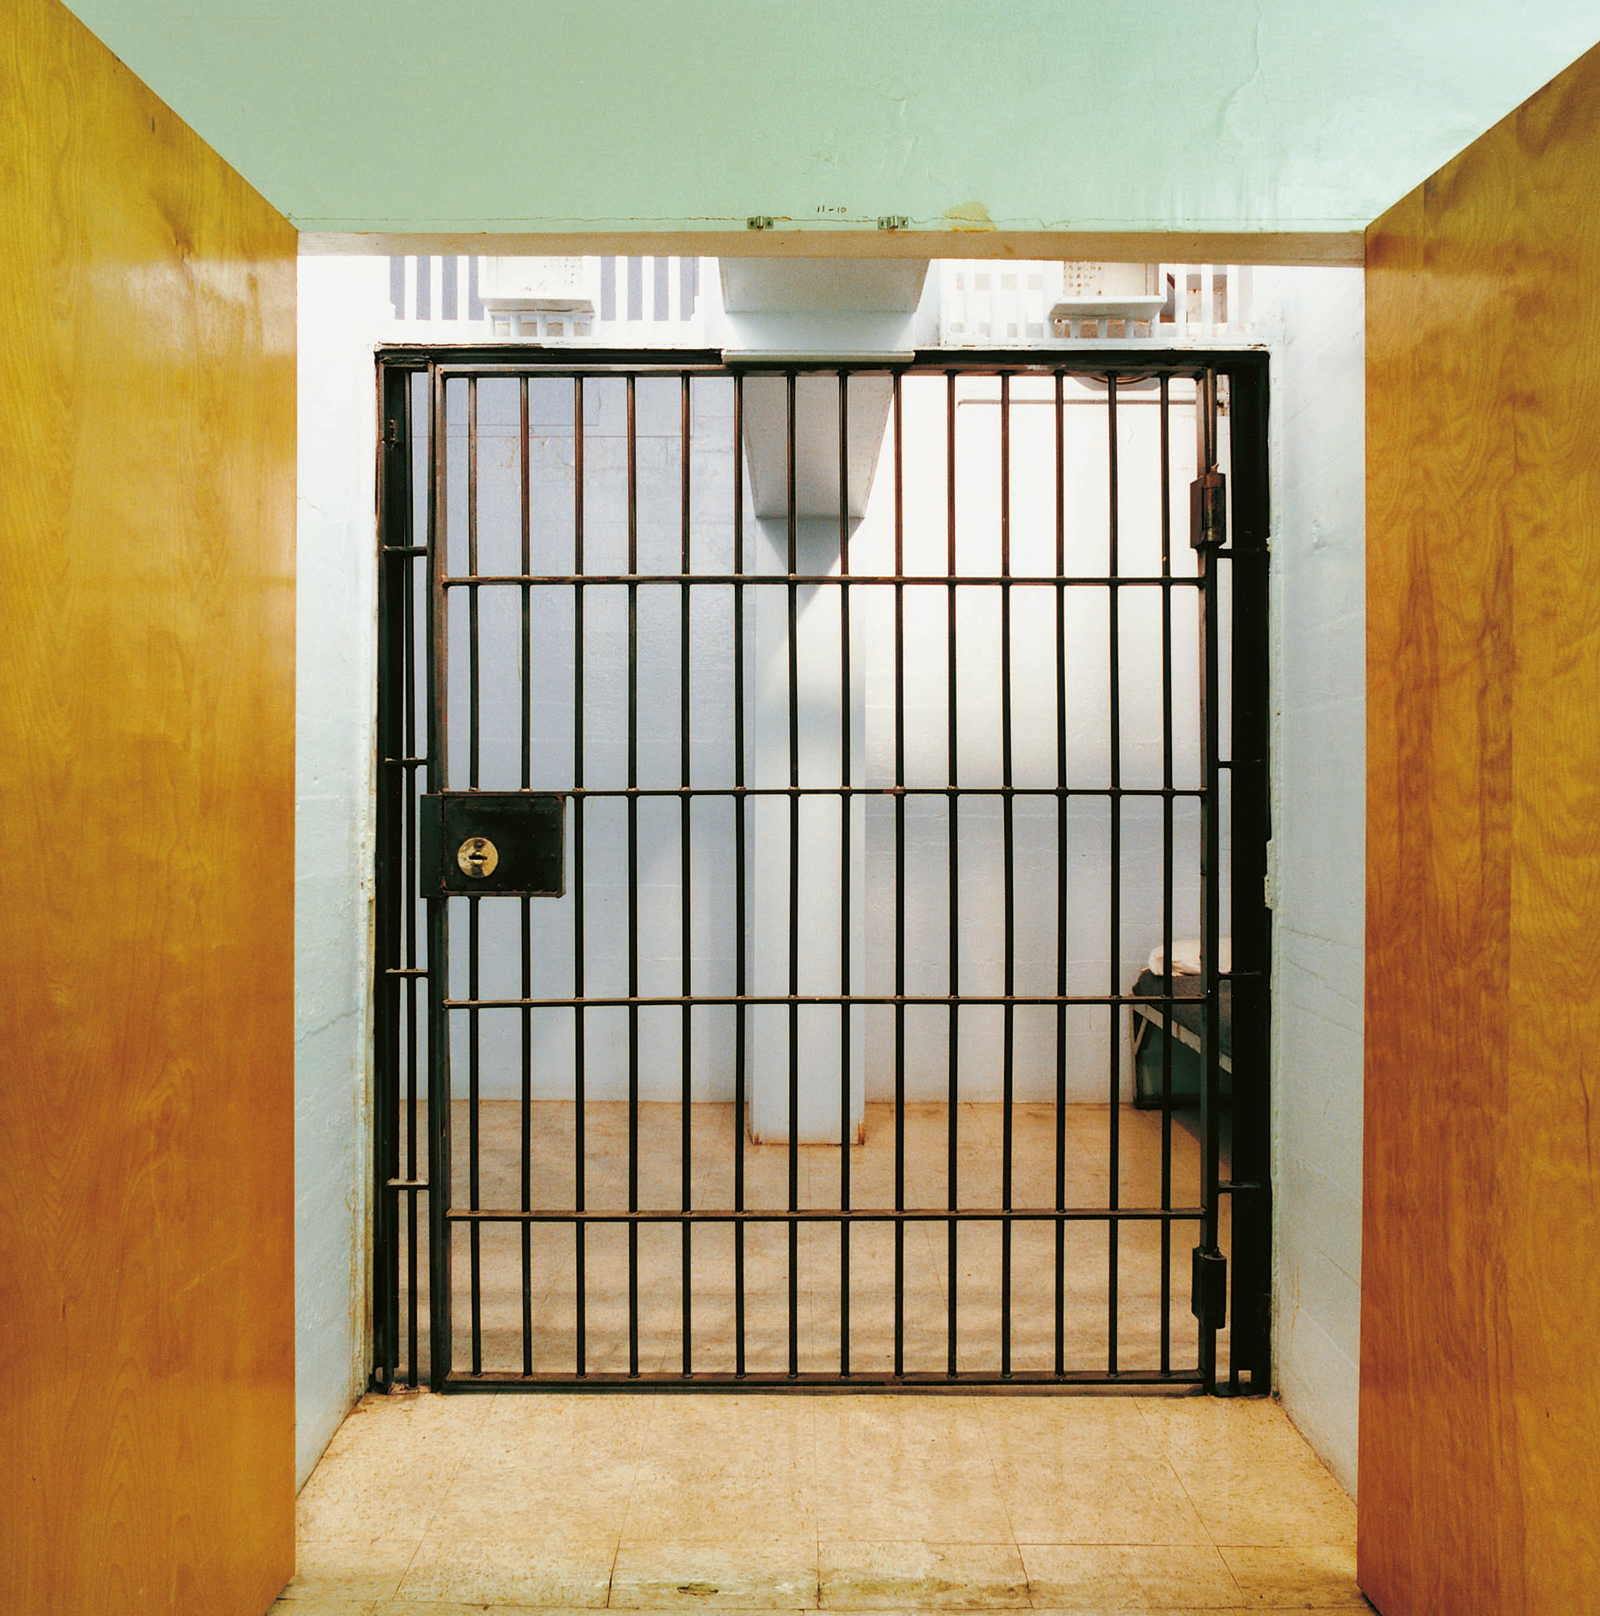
1146,938,1231,977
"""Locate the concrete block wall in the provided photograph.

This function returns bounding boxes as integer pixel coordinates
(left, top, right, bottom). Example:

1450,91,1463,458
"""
1258,266,1367,1494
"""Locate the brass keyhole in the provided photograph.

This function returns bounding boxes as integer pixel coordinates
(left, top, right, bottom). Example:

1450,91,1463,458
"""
457,836,499,879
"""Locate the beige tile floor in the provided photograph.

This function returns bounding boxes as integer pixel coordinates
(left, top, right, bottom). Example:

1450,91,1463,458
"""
278,1391,1366,1613
396,1102,1233,1384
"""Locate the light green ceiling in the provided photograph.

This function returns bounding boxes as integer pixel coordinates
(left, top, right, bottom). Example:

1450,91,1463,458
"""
64,0,1600,245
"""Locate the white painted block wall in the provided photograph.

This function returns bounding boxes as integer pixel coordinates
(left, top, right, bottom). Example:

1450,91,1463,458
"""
1257,266,1366,1495
295,255,384,1486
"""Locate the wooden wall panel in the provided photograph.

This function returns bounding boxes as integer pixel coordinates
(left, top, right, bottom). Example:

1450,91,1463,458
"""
0,1,296,1610
1362,41,1600,1616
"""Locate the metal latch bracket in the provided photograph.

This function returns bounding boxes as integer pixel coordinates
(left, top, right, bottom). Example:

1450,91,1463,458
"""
1191,1245,1228,1330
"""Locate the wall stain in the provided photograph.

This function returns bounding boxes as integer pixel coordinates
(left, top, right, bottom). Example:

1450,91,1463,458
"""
942,200,995,231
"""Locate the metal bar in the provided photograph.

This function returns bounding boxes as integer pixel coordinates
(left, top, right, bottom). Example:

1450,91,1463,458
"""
466,377,482,1378
680,373,694,1376
519,374,533,1378
1226,359,1274,1391
732,373,747,1378
405,445,421,1390
444,1368,1205,1391
412,346,1216,377
444,572,1204,590
627,373,641,1379
838,370,853,1377
468,895,482,1375
472,784,1204,801
573,375,588,1376
892,371,907,1379
447,991,1194,1010
1159,373,1175,1379
1196,369,1223,1393
372,361,407,1389
999,372,1015,1379
451,1206,1206,1225
1052,369,1068,1378
468,380,481,785
946,370,960,1379
1106,374,1123,1377
425,364,453,1388
786,370,800,1380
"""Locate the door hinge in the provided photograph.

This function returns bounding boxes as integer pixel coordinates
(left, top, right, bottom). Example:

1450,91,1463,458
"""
1191,1246,1227,1330
385,416,403,449
1190,470,1226,550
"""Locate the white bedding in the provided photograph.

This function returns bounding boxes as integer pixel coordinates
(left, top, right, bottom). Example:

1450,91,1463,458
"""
1146,937,1232,977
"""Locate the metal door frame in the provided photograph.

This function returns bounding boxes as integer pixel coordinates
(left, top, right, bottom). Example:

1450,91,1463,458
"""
372,346,1272,1395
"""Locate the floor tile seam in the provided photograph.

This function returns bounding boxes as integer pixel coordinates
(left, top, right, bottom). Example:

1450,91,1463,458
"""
962,1392,1023,1550
1079,1435,1254,1596
1140,1440,1239,1571
805,1391,823,1566
601,1529,626,1610
390,1535,427,1598
1210,1536,1359,1551
1012,1542,1247,1614
422,1407,511,1532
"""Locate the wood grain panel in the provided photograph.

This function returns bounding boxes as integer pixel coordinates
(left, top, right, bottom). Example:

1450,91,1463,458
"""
1362,40,1600,1616
0,1,296,1610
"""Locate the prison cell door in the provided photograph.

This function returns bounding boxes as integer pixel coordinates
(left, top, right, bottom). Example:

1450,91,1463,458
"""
373,351,1271,1395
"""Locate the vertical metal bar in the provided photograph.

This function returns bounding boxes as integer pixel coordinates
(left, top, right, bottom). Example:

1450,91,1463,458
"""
838,371,853,1377
467,378,482,1377
467,897,482,1374
425,363,453,1388
680,373,694,1376
373,362,405,1391
626,373,641,1378
1159,373,1175,1378
1196,368,1223,1393
1107,373,1122,1377
946,370,959,1379
573,376,588,1377
1226,359,1274,1391
519,375,533,1377
404,375,421,1387
1053,369,1067,1378
892,371,906,1379
786,371,800,1380
999,371,1015,1380
732,373,747,1378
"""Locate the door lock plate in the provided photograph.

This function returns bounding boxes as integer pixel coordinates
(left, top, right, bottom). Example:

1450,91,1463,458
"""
421,793,565,896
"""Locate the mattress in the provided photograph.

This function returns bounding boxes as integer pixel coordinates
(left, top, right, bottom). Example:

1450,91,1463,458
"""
1131,967,1233,1061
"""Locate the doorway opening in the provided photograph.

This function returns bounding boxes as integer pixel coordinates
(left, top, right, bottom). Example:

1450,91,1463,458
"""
371,348,1270,1394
